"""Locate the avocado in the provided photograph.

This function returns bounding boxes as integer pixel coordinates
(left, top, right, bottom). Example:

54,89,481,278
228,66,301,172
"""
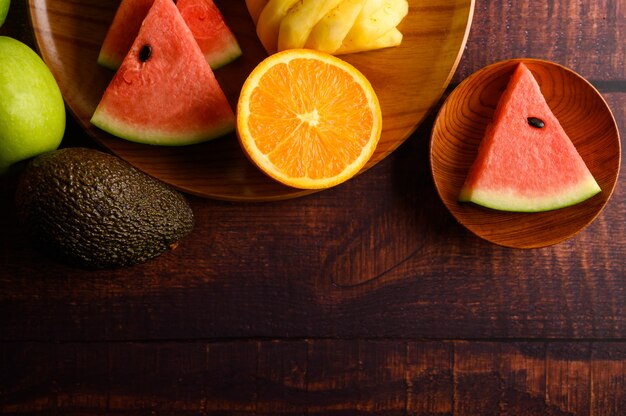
15,147,194,269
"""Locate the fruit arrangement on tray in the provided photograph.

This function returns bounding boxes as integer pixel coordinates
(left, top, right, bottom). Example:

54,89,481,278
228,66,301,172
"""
0,0,618,268
90,0,408,190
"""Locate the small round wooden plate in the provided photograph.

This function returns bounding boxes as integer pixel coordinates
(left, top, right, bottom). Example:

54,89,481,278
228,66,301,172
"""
28,0,474,201
430,58,621,248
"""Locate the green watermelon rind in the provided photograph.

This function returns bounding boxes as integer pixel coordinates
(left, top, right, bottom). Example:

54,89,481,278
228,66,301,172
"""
203,39,242,70
91,108,236,146
459,175,601,213
96,53,123,72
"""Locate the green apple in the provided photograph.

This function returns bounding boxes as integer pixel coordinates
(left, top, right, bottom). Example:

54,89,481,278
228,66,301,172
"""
0,36,65,174
0,0,9,28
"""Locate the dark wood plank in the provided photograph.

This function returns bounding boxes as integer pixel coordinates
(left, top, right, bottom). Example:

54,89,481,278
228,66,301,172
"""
306,340,408,414
452,0,626,84
1,0,626,413
353,341,407,414
454,342,503,416
453,342,595,415
257,341,308,415
1,100,624,341
3,341,626,415
0,93,623,343
204,342,258,414
305,340,373,414
1,0,625,343
545,343,592,416
498,343,548,414
406,341,454,415
591,344,626,414
0,341,259,414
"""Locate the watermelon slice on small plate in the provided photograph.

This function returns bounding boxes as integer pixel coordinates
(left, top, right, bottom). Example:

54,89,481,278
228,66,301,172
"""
458,62,601,212
430,59,620,248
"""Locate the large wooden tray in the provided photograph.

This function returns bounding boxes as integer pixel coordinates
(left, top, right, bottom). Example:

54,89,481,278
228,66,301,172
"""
29,0,474,201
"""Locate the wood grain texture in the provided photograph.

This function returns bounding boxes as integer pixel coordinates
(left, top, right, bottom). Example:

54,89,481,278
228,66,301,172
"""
1,0,625,414
452,0,626,83
1,97,624,341
3,341,626,415
27,0,474,201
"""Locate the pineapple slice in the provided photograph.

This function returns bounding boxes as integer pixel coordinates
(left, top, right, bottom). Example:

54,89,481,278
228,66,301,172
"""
336,26,403,54
343,0,408,48
252,0,407,55
246,0,269,25
305,0,365,54
277,0,345,51
256,0,300,53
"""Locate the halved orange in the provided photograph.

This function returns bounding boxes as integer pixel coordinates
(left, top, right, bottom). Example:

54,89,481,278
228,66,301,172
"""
236,48,382,189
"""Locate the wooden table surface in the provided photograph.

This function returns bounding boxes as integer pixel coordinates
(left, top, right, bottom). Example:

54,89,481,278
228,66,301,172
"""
1,0,625,414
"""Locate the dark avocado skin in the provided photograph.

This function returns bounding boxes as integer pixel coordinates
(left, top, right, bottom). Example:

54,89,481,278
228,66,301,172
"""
15,147,194,269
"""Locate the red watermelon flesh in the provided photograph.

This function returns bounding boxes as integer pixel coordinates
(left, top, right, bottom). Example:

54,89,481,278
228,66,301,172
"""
97,0,152,70
90,0,236,146
97,0,241,71
458,62,601,212
177,0,242,69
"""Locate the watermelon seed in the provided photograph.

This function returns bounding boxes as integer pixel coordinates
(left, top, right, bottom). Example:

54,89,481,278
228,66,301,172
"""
139,45,152,62
527,117,545,128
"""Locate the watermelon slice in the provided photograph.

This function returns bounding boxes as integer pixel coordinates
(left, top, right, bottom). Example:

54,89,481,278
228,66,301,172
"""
97,0,241,71
458,62,601,212
90,0,236,146
177,0,242,68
